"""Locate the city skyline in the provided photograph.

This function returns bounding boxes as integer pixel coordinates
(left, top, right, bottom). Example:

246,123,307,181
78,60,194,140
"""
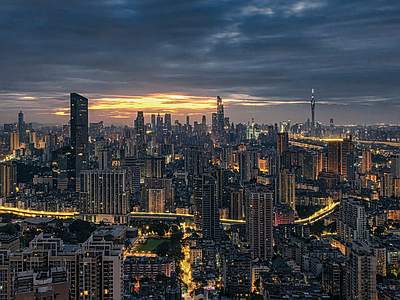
1,0,400,124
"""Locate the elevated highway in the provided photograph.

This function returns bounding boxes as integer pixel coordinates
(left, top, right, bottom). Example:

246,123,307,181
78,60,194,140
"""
0,202,339,225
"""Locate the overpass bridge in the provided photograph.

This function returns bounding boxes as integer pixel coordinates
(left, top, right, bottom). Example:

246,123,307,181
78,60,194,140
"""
0,202,339,226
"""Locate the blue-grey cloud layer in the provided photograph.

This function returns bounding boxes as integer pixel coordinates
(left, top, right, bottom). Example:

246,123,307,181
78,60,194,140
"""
0,0,399,125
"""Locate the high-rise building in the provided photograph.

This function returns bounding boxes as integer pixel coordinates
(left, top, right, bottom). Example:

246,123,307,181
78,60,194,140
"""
337,198,368,243
144,178,174,212
0,162,17,198
98,148,112,170
212,113,217,134
70,93,88,191
390,153,400,178
184,147,204,176
3,232,123,300
303,152,317,180
327,138,354,177
230,187,244,220
151,114,156,130
346,153,355,181
123,156,141,191
157,112,163,132
17,111,24,135
277,132,288,155
278,170,296,211
136,111,145,158
330,118,334,129
165,113,172,131
345,241,377,300
144,156,165,178
373,244,387,277
311,89,315,136
148,188,165,213
245,186,274,260
80,169,130,223
201,115,206,133
211,167,223,208
322,260,345,299
239,151,250,184
193,174,222,240
52,146,73,190
217,96,224,135
316,152,328,176
222,246,252,299
361,150,372,174
221,146,233,170
380,173,394,198
10,132,20,151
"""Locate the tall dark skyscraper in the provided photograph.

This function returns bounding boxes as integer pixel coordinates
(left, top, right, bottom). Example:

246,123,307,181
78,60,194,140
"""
151,114,156,130
311,89,315,136
217,96,225,141
194,174,222,240
136,111,145,158
70,93,88,192
165,113,172,131
17,111,24,134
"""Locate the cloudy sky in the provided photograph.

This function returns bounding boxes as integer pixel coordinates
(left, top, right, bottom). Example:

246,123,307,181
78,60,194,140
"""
1,0,399,126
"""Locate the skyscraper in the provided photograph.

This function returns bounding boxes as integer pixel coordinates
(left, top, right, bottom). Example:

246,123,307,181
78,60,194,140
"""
136,111,145,158
327,138,354,177
239,151,250,184
193,174,222,240
230,187,244,220
70,93,88,192
148,188,165,213
217,96,224,132
144,156,165,178
80,169,130,223
361,149,372,174
278,170,296,211
17,110,24,137
151,114,156,130
184,147,204,176
0,162,17,198
245,186,274,260
345,241,377,300
311,89,315,136
337,198,368,243
277,132,289,155
165,113,172,131
10,132,20,151
157,112,163,132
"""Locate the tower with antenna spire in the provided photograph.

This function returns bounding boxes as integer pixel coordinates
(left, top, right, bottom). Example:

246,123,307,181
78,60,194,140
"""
311,89,315,137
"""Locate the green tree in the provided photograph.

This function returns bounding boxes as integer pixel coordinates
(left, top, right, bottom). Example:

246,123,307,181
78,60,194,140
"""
0,224,17,235
155,241,171,256
375,226,385,235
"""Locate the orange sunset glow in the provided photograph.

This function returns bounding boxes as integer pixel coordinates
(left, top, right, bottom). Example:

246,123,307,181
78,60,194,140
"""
53,94,239,122
52,93,313,123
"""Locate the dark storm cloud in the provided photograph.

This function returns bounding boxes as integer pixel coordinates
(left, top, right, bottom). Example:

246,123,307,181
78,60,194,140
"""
0,0,400,124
